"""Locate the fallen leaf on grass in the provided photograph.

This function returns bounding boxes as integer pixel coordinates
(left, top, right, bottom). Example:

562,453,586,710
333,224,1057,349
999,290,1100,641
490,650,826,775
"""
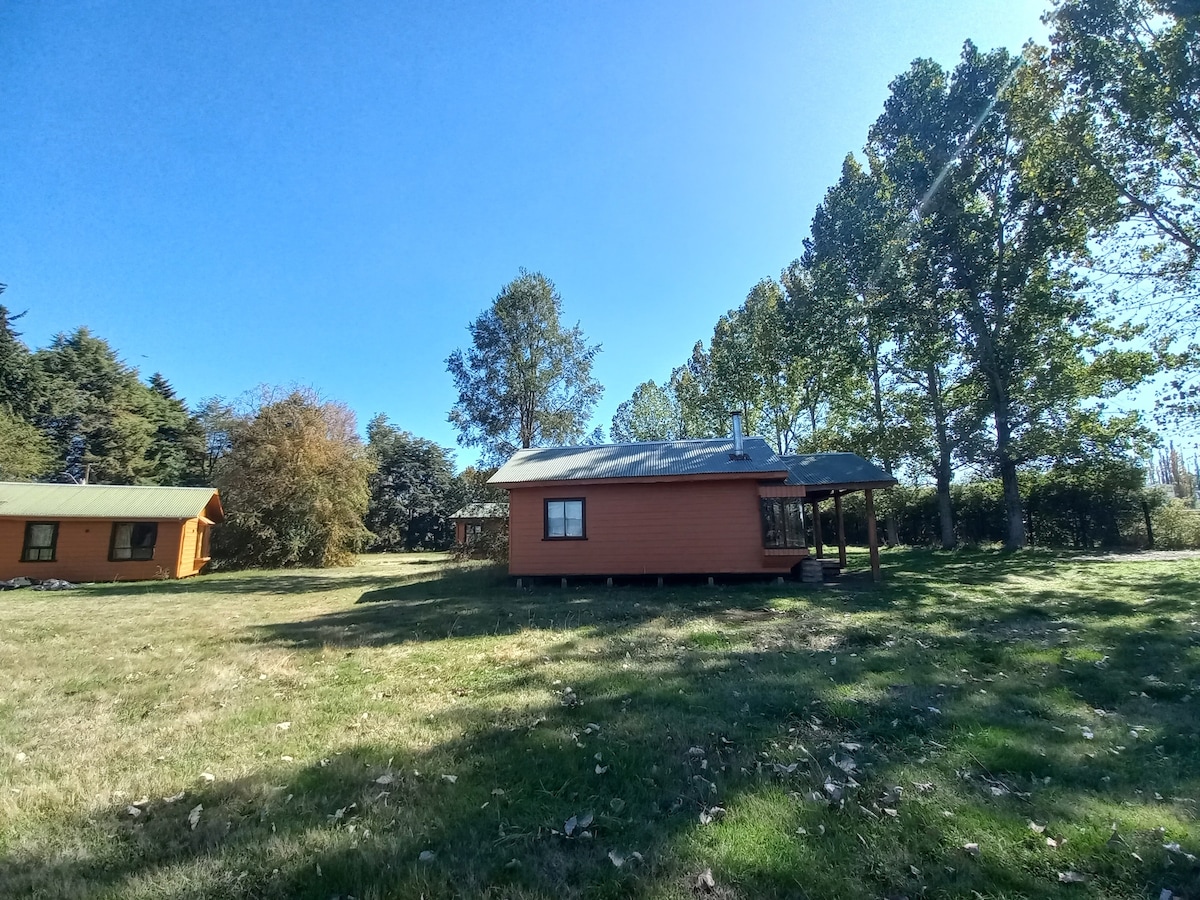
163,791,185,803
883,808,899,818
699,806,726,825
608,849,625,867
125,805,142,818
187,804,202,830
596,765,609,775
963,842,980,857
199,773,215,783
275,722,291,731
839,742,862,752
695,868,717,891
1029,821,1046,833
418,850,435,863
375,774,395,785
1058,871,1088,884
441,774,457,783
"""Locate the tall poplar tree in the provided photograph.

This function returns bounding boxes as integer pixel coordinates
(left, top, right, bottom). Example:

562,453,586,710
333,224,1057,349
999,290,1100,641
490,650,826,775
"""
447,270,603,460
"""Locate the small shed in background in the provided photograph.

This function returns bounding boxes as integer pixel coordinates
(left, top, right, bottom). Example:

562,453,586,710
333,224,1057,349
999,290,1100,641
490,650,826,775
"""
451,502,508,546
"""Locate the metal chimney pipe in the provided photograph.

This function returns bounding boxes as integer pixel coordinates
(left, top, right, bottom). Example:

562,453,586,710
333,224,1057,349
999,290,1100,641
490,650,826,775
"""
730,410,744,455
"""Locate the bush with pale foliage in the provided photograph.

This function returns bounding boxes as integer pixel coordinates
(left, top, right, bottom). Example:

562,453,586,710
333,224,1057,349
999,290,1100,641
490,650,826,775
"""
212,388,374,568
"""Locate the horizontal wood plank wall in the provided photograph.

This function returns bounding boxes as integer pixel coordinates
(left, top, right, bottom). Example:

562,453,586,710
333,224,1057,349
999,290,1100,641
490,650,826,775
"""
508,480,798,576
0,519,188,582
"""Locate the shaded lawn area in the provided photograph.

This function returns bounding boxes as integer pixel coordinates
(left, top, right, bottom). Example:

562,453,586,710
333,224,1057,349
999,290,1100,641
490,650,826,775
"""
1,550,1198,899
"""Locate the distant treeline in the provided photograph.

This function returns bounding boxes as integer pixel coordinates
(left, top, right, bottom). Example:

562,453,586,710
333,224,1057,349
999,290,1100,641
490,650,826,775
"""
0,302,503,567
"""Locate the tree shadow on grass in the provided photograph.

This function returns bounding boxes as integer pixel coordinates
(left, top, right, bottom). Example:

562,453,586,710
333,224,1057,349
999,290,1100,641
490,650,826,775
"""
6,614,1198,899
251,565,808,649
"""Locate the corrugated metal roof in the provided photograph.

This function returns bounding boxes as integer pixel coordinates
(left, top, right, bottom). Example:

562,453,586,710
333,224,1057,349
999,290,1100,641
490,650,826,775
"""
781,453,896,488
489,437,788,485
451,502,509,519
0,482,221,520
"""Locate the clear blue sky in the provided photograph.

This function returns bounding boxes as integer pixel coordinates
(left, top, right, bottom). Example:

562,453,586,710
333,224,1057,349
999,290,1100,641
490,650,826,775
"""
1,1,1050,464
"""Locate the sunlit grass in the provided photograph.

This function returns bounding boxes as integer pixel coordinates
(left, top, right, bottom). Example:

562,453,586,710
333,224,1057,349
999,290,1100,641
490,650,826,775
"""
0,549,1197,898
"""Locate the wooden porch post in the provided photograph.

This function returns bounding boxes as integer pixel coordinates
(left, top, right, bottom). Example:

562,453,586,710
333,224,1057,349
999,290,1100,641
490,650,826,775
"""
812,499,823,559
834,492,847,568
865,488,881,582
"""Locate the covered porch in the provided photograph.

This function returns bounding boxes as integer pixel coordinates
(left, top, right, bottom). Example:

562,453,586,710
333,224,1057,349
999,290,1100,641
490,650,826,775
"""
780,453,897,583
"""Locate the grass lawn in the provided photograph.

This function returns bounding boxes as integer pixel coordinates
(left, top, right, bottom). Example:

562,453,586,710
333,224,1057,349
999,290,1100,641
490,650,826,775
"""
1,549,1198,899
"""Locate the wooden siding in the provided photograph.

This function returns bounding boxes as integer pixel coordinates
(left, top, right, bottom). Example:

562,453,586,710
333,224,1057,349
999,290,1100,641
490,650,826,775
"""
454,517,506,544
0,518,205,582
507,480,807,576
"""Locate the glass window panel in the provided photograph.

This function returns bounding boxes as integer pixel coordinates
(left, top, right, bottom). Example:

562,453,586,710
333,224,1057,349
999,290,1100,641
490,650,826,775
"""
112,523,133,559
564,500,583,537
130,523,157,560
29,523,55,547
761,499,805,549
546,501,565,537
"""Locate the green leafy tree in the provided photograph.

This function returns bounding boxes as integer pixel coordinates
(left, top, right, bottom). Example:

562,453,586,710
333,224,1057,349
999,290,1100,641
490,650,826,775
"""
610,380,682,442
872,43,1151,548
194,397,238,481
776,264,863,452
143,374,207,485
1048,0,1200,423
0,299,43,421
212,388,374,568
447,270,603,460
34,328,158,483
365,415,459,551
0,294,52,479
0,407,52,480
671,342,725,439
455,465,507,506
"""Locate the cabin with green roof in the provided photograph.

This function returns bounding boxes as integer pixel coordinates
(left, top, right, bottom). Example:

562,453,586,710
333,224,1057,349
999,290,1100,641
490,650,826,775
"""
0,482,224,583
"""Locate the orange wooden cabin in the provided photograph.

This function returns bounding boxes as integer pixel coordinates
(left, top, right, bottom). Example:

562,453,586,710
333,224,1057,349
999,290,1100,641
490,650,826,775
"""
488,422,895,581
0,482,224,583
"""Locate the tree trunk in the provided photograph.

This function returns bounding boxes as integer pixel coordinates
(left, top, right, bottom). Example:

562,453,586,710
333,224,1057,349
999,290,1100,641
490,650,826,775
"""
927,361,955,549
937,474,954,549
867,340,899,547
994,403,1026,550
1141,498,1155,549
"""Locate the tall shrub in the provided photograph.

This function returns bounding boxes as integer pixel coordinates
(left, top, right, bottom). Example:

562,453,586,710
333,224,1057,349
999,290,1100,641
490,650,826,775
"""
213,389,374,568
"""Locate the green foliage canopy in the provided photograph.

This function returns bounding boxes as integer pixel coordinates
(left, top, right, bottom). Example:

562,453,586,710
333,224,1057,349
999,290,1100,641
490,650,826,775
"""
447,270,603,461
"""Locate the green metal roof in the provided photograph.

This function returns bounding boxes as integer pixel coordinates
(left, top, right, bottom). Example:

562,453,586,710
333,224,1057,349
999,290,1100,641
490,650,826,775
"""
0,482,222,520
